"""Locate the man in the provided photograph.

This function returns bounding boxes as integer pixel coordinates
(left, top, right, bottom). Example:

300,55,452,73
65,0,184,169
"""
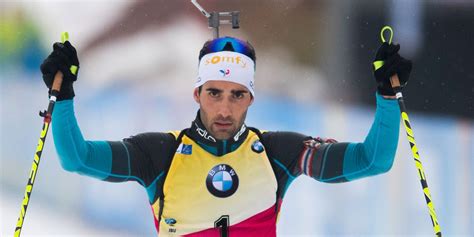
41,36,411,236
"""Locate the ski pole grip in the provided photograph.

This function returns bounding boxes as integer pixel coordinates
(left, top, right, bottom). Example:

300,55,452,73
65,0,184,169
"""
390,74,401,88
52,71,64,92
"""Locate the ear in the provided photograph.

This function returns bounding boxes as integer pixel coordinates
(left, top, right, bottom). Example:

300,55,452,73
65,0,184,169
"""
193,88,200,104
249,95,254,106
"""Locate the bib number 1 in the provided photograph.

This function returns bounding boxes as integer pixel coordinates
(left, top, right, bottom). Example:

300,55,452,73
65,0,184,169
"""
214,215,229,237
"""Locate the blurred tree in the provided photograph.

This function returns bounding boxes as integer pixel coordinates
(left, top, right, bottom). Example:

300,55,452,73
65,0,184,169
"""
82,0,473,119
0,6,45,76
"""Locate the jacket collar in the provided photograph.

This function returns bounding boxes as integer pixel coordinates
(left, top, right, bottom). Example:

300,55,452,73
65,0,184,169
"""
186,111,249,156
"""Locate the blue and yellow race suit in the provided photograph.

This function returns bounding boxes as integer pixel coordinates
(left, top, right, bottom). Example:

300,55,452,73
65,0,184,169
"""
52,93,400,236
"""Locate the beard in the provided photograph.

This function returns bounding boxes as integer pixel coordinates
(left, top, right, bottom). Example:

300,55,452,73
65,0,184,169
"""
199,108,247,140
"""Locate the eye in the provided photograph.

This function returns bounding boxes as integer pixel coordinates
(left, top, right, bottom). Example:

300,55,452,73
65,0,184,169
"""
233,92,244,99
208,90,220,98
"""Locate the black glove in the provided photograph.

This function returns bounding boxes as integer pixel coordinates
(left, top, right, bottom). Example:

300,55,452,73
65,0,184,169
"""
373,42,412,96
40,41,79,101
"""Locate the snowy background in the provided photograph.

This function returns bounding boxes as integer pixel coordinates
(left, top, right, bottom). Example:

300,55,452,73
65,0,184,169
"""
1,0,473,236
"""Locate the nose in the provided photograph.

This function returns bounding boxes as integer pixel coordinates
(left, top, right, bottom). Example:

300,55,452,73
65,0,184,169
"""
216,99,232,119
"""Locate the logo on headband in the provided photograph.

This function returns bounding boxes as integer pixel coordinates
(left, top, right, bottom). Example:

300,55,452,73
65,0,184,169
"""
219,69,230,77
205,55,247,68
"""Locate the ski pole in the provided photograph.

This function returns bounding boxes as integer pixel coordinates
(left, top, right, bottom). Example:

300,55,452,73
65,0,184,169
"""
377,26,442,236
14,32,69,237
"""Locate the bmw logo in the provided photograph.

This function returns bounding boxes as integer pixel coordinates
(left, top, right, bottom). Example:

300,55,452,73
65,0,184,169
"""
206,164,239,198
165,218,177,226
251,140,264,153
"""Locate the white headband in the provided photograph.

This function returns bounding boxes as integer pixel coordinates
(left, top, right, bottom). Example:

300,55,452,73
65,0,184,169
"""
196,51,255,96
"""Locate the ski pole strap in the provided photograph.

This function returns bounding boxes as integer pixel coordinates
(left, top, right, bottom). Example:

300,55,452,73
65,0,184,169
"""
373,26,394,71
61,32,69,43
380,26,393,44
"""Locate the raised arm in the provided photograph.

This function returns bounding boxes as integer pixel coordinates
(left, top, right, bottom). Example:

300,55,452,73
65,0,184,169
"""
302,93,400,183
41,40,177,194
307,41,411,183
262,42,411,188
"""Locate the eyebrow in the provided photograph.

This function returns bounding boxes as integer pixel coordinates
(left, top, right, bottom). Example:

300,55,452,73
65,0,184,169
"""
205,88,249,95
231,90,249,95
206,88,223,93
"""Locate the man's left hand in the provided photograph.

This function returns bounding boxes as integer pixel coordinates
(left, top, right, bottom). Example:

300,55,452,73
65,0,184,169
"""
373,42,412,96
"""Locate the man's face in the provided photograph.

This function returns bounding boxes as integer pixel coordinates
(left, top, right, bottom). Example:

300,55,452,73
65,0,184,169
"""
194,80,254,140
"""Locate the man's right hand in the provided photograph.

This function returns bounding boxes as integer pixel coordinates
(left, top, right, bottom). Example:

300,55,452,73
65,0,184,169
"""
40,41,79,101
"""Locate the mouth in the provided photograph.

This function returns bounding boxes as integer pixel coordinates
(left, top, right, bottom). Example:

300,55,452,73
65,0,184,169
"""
213,121,233,130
